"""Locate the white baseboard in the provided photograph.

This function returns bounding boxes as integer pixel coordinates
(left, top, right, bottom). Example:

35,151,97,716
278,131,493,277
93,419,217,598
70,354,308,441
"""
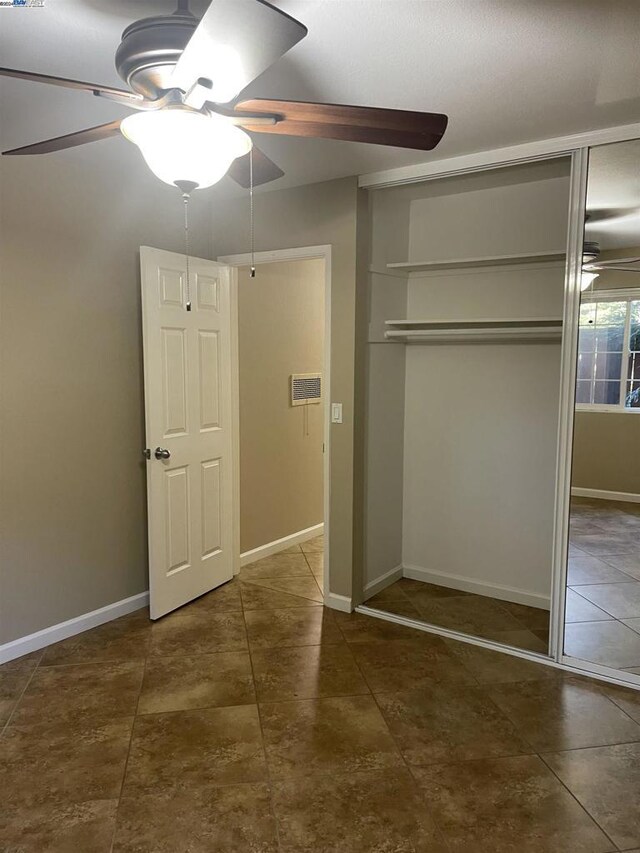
326,592,352,613
240,522,324,569
363,564,403,599
402,564,550,610
571,487,640,504
0,591,149,665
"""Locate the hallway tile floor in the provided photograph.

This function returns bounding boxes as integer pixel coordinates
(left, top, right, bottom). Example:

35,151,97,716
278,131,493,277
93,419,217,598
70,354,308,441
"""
3,534,640,851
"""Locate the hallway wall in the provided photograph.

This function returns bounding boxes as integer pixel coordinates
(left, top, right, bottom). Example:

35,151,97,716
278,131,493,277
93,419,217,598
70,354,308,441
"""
213,177,361,603
237,259,325,553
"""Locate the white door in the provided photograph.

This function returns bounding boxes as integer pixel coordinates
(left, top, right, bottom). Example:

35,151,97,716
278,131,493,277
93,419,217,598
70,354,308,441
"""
140,246,234,619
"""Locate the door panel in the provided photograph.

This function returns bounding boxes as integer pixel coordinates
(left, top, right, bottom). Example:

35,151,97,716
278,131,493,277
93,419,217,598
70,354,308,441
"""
197,273,219,311
165,466,190,574
199,331,220,430
201,458,222,558
141,247,234,619
159,267,186,307
161,328,188,436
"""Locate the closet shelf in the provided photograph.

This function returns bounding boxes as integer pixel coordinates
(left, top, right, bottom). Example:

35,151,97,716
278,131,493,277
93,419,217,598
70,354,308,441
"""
384,317,563,343
386,251,566,273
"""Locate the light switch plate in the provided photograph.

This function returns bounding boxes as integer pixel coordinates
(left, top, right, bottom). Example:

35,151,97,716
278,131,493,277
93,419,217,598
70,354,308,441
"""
331,402,343,424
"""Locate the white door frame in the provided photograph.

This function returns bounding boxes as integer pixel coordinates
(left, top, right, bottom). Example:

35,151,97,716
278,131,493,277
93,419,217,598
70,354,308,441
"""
218,245,332,602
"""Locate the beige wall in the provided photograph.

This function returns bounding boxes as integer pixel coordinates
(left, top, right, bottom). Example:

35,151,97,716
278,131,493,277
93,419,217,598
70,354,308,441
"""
572,412,640,494
237,260,325,553
213,177,361,600
0,153,213,644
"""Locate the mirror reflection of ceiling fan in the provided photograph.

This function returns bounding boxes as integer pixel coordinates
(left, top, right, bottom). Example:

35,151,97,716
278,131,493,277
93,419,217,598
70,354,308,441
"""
584,256,640,273
0,0,449,191
581,238,640,292
580,239,640,288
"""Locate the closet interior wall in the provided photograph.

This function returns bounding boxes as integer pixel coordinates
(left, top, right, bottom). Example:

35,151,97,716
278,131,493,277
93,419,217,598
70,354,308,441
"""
364,157,572,612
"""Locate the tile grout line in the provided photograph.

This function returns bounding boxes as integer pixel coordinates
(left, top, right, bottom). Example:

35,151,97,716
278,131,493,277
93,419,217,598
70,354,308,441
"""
244,565,417,849
35,657,150,669
241,596,284,853
481,674,640,747
535,734,640,756
243,581,323,601
340,602,634,850
301,548,324,598
481,670,639,850
0,649,44,738
605,689,640,721
537,751,621,851
341,621,456,851
108,639,149,853
244,540,324,605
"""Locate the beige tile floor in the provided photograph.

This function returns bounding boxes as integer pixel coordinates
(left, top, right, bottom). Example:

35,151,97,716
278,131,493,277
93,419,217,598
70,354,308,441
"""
3,533,640,851
567,498,640,671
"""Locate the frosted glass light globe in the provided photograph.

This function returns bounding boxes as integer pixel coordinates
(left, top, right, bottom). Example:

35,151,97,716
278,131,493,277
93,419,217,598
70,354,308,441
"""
121,109,252,189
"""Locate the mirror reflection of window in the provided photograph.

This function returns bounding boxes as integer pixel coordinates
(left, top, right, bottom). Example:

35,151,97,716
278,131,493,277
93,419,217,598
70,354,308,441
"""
576,298,640,408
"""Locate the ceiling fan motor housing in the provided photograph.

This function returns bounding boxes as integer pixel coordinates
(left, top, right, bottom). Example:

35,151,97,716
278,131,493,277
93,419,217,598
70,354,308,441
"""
115,12,198,99
583,240,601,264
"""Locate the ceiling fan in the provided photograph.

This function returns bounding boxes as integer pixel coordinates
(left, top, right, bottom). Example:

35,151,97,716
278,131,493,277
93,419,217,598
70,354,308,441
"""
0,0,448,191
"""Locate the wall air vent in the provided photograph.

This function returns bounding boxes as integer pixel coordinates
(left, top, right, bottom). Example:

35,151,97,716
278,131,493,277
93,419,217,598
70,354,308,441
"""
291,373,322,406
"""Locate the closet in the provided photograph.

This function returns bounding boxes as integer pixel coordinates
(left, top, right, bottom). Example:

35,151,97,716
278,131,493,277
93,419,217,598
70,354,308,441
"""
363,156,572,650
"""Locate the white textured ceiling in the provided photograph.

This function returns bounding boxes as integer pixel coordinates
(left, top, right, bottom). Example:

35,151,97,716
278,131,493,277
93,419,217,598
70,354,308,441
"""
1,0,640,197
586,139,640,251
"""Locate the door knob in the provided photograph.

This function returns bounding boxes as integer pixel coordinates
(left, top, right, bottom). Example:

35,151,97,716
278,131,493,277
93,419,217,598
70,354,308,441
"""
154,447,171,460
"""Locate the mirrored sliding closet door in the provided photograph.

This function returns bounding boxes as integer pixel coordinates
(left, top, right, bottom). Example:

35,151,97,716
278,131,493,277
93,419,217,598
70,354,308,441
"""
363,156,572,655
563,138,640,682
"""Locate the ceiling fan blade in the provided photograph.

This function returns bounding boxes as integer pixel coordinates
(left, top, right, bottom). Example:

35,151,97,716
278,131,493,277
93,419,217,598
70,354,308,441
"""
227,145,284,188
170,0,307,104
234,99,448,150
2,120,123,156
0,67,142,104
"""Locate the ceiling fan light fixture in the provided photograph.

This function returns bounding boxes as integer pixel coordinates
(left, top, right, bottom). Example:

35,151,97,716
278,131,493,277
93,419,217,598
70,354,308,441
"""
581,271,599,291
120,108,252,189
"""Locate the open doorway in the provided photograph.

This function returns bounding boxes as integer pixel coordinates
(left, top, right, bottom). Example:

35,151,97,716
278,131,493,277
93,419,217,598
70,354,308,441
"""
224,248,330,605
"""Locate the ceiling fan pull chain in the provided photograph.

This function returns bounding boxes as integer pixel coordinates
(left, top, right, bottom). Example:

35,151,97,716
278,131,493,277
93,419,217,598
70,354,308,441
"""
250,147,256,278
183,191,192,311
